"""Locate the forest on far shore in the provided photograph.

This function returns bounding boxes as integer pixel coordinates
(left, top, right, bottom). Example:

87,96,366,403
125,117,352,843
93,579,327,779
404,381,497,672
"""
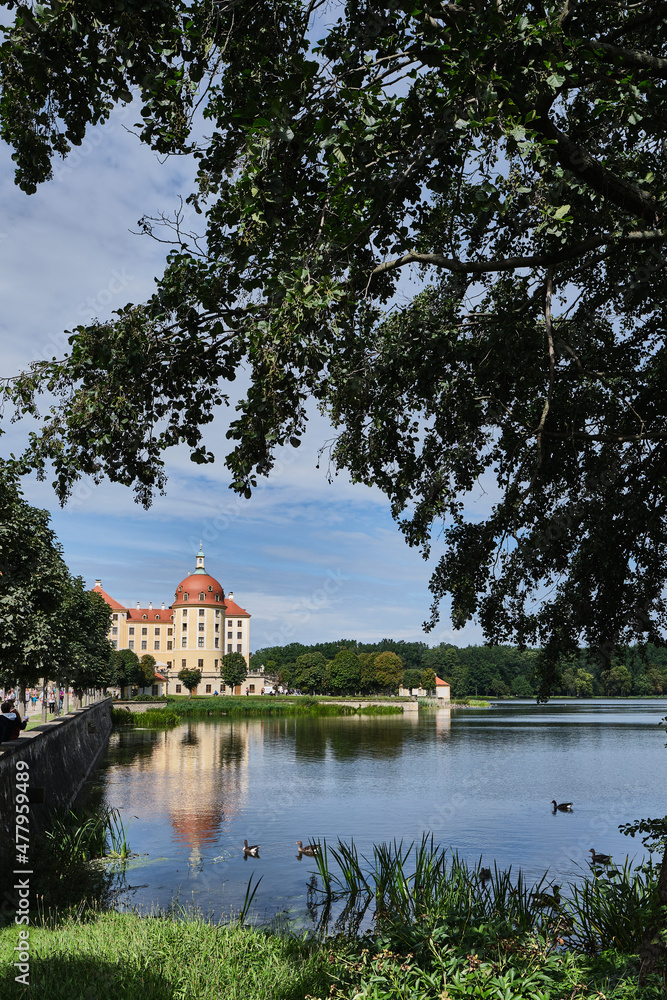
250,641,667,699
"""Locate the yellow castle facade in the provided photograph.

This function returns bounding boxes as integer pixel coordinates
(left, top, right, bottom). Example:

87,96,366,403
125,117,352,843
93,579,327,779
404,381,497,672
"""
93,546,251,696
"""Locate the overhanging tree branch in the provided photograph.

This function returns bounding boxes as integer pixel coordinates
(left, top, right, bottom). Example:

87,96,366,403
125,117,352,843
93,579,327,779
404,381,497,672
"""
370,231,665,277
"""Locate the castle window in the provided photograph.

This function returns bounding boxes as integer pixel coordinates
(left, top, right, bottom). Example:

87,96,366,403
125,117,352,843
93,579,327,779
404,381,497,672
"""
198,659,204,668
167,641,172,650
214,638,219,648
141,641,147,650
155,615,160,620
154,627,160,635
183,593,189,601
227,632,232,639
199,609,205,617
181,659,186,668
176,684,182,693
199,623,205,632
215,594,220,602
154,641,160,651
237,632,242,639
129,627,135,635
182,623,187,631
112,614,118,621
237,644,242,653
199,592,205,601
198,637,205,647
214,659,218,669
129,641,134,650
205,684,211,693
237,620,242,627
168,628,173,636
227,644,232,653
112,627,118,636
142,627,148,635
143,614,147,620
208,585,212,592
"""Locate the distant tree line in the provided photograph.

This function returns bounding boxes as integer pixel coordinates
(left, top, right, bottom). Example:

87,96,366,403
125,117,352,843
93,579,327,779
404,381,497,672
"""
252,639,667,699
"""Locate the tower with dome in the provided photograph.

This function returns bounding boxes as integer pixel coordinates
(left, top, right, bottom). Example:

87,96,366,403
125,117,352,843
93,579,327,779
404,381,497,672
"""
92,545,251,696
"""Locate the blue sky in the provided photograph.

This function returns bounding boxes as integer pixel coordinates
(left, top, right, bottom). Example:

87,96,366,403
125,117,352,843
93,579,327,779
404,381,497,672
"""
0,103,491,654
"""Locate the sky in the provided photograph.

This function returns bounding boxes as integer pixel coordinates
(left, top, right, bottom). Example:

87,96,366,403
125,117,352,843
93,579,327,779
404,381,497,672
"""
0,99,492,655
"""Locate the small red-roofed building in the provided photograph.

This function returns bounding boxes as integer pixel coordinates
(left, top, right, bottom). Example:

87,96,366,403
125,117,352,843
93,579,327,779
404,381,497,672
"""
92,544,251,697
435,676,451,701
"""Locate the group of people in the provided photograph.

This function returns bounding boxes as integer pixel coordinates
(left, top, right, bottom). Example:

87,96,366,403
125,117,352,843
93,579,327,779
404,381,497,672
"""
0,699,28,743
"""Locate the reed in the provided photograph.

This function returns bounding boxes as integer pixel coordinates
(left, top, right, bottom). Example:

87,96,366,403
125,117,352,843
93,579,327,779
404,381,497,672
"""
305,837,658,958
45,806,131,863
111,707,179,727
166,696,402,719
565,859,662,953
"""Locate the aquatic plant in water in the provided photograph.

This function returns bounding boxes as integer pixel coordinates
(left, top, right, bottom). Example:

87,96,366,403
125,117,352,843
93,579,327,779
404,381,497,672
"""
306,834,660,959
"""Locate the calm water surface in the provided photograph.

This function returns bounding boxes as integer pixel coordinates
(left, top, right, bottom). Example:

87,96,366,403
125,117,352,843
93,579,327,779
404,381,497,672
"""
93,700,666,924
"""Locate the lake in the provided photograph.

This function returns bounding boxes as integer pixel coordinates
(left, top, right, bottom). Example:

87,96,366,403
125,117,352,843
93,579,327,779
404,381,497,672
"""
91,700,667,925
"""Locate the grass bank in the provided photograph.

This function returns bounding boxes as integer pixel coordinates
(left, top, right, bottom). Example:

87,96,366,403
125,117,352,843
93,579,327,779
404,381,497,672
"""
0,910,344,1000
2,831,665,997
0,906,661,999
162,695,403,719
111,706,180,727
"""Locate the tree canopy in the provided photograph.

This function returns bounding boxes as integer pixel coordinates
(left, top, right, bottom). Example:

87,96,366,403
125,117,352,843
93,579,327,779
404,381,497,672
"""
221,651,248,692
3,2,667,692
177,666,202,697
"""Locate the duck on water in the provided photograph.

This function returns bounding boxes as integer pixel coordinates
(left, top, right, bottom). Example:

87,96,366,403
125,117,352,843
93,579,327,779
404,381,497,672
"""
551,800,573,812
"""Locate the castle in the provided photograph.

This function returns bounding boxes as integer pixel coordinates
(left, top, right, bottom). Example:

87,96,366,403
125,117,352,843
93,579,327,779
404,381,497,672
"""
93,545,251,696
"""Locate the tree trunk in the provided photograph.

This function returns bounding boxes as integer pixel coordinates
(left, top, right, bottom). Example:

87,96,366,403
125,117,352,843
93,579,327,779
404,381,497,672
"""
64,685,70,714
19,683,27,720
41,678,48,722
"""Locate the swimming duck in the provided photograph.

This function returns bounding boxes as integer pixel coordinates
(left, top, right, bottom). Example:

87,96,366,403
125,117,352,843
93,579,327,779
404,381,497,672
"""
243,839,260,857
551,800,573,812
296,840,319,857
480,867,492,881
589,848,611,864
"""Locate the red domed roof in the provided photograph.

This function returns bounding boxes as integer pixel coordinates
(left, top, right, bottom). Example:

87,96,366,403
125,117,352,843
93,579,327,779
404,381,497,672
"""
173,573,224,607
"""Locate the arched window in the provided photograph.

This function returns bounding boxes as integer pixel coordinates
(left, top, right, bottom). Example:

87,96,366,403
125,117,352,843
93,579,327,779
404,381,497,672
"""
155,615,160,620
199,592,205,601
208,585,213,592
215,593,220,602
183,593,189,601
142,614,147,620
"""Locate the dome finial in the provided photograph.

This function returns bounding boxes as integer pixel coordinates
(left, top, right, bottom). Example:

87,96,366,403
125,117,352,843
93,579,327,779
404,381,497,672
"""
194,543,206,574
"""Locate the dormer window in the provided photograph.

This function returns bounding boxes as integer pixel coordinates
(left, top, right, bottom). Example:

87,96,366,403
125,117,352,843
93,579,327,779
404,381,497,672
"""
155,615,160,620
199,592,205,601
183,593,189,601
215,593,220,602
142,614,148,620
178,585,183,593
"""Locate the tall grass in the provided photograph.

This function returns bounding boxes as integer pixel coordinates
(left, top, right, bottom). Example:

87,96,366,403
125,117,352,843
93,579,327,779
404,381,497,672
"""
307,835,660,959
166,696,402,719
111,707,179,727
45,806,132,862
566,859,663,953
